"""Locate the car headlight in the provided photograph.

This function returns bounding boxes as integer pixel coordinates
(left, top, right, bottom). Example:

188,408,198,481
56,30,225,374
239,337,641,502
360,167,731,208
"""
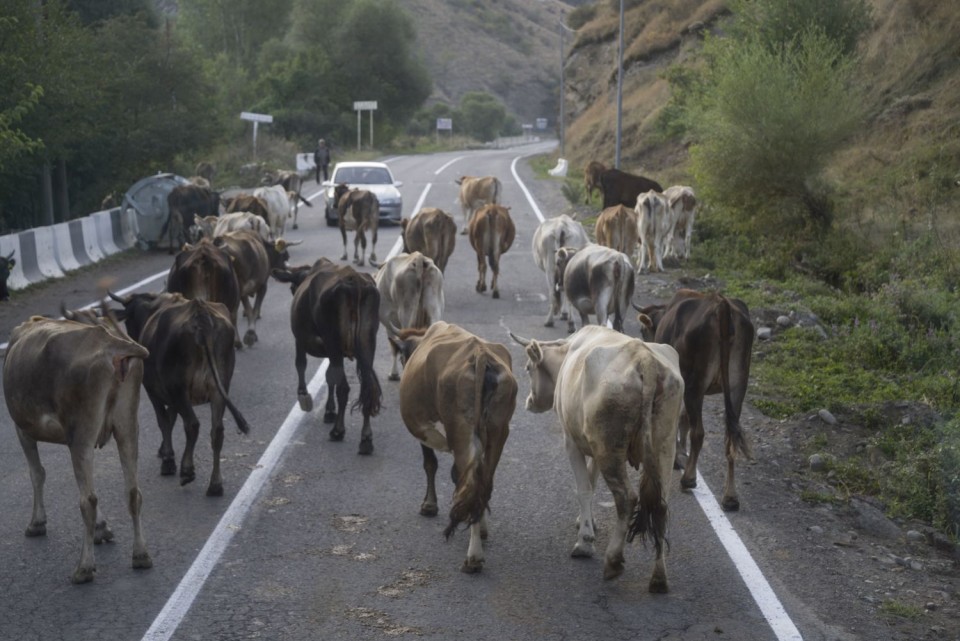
379,197,400,206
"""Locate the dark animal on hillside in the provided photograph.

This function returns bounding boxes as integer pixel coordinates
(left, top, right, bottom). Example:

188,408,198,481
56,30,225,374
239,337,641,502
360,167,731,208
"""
0,250,16,301
599,168,664,209
272,258,383,455
583,160,607,203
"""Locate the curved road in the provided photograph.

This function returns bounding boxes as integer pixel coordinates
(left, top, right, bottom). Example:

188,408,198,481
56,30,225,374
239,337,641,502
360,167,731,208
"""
0,144,806,641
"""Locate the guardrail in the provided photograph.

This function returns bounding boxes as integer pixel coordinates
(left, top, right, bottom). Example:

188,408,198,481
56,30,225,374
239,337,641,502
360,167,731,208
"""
0,207,140,292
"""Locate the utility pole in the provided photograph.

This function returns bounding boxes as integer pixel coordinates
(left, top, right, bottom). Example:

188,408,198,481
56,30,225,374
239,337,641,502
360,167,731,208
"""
615,0,624,169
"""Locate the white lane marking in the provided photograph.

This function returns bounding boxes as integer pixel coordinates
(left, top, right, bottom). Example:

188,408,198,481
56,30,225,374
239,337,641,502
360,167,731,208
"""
434,156,464,175
141,363,330,641
692,472,804,640
509,157,803,640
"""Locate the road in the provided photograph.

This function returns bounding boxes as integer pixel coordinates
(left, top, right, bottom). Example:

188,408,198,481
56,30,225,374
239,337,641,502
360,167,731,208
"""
0,144,804,640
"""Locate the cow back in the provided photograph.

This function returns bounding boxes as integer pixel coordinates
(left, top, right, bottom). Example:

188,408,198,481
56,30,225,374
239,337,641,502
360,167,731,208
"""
468,205,515,255
404,208,457,273
167,240,241,323
600,168,664,209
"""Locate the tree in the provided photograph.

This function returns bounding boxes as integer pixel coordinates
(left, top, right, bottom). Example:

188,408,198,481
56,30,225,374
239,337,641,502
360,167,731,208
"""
459,92,507,142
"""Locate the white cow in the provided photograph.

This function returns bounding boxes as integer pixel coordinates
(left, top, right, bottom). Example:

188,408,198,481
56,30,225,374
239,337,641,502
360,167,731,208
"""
374,252,445,380
532,214,589,329
555,243,635,334
253,184,295,238
193,212,272,242
662,185,697,261
636,190,670,273
511,325,683,592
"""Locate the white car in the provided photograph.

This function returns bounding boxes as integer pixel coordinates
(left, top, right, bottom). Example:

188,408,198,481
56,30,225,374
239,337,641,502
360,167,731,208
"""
323,161,403,226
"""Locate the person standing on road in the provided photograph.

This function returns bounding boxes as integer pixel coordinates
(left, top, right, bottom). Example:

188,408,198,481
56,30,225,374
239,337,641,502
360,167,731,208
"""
314,138,331,183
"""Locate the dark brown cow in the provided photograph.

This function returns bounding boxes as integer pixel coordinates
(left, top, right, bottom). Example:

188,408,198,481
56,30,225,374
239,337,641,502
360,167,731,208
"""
600,168,664,209
4,314,152,583
467,204,515,299
583,160,607,203
166,238,242,348
334,183,380,267
389,321,516,573
272,258,383,455
165,184,222,254
636,289,754,511
0,250,15,301
401,207,457,273
111,291,251,496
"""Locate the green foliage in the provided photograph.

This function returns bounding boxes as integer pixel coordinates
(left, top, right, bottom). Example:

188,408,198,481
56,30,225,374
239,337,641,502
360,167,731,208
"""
730,0,873,59
879,601,924,620
561,178,585,205
689,30,864,228
458,92,508,142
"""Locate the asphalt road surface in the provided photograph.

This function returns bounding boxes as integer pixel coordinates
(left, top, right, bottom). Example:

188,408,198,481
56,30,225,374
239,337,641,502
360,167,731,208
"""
0,144,808,641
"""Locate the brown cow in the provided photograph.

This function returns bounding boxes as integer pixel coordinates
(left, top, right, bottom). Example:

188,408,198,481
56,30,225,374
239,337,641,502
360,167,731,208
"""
455,175,501,233
4,314,152,583
467,204,515,299
636,289,754,511
594,205,639,267
224,194,272,229
111,292,251,496
166,238,242,348
600,168,664,209
583,160,607,203
401,207,457,273
334,183,380,267
272,258,383,455
389,321,516,573
165,184,223,254
213,230,272,346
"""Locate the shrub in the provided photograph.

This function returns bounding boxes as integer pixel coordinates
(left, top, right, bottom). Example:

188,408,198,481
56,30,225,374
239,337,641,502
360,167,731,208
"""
730,0,873,59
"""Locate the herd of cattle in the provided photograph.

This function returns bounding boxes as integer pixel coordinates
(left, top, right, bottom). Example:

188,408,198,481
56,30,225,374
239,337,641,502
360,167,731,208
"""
2,163,754,595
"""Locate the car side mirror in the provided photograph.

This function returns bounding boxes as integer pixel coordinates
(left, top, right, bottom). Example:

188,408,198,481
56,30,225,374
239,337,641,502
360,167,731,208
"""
321,181,333,188
394,181,403,188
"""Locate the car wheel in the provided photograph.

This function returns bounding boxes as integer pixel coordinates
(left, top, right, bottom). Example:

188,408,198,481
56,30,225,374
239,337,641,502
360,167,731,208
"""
325,207,338,227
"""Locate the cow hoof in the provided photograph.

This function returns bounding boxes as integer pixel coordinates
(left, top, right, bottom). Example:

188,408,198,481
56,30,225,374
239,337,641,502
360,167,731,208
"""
721,496,740,512
388,372,400,382
298,394,313,412
566,323,576,334
544,319,554,328
160,459,177,476
680,476,697,491
180,470,196,486
329,427,345,442
648,576,669,594
133,552,153,570
603,560,625,580
25,521,46,537
243,330,257,347
358,438,374,456
571,542,595,558
206,484,224,497
420,503,438,517
492,290,500,299
461,558,484,574
560,312,569,321
293,224,299,230
71,566,96,584
323,410,337,424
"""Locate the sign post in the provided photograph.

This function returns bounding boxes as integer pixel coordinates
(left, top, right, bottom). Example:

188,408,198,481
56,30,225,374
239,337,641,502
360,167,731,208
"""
240,111,273,159
353,101,378,150
436,117,452,145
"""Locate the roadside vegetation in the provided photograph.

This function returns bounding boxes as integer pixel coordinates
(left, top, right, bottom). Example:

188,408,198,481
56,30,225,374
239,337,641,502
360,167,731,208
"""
561,0,960,537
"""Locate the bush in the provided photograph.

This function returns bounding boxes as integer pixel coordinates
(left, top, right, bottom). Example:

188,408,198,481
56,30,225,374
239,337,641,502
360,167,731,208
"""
730,0,873,59
689,29,865,228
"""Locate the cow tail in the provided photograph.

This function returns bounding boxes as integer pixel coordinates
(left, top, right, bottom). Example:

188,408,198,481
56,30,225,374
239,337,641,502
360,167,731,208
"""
627,368,668,558
718,297,750,459
194,309,251,434
493,178,502,205
352,288,382,419
612,259,624,331
445,347,491,539
414,255,430,328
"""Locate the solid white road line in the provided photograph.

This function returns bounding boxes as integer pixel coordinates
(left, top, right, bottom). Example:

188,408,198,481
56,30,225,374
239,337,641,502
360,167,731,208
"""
434,156,464,175
141,362,330,641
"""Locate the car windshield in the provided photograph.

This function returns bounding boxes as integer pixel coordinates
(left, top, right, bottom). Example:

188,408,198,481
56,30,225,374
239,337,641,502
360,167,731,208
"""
334,167,392,185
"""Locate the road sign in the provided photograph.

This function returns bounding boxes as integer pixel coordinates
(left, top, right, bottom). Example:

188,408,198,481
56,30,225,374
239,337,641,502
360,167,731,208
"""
353,101,378,111
536,117,548,130
436,118,453,130
240,111,274,123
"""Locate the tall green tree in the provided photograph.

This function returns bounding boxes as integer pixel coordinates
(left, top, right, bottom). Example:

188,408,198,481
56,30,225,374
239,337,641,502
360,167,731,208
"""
178,0,293,69
459,92,507,142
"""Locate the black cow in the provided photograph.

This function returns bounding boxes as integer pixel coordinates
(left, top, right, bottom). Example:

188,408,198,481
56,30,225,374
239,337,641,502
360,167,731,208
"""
272,258,382,455
600,168,664,209
167,238,242,348
110,291,251,496
0,250,16,301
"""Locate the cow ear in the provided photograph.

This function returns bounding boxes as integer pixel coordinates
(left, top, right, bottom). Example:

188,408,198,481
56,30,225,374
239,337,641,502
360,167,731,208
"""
637,313,653,331
526,341,543,365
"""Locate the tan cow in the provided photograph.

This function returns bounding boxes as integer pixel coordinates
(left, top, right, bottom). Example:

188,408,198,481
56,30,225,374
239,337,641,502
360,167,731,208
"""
455,175,502,233
594,205,639,267
583,160,607,203
467,204,515,299
662,185,697,261
636,190,670,273
4,315,152,583
511,325,683,592
401,207,457,273
637,289,754,512
390,321,516,573
374,251,445,380
531,215,590,328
